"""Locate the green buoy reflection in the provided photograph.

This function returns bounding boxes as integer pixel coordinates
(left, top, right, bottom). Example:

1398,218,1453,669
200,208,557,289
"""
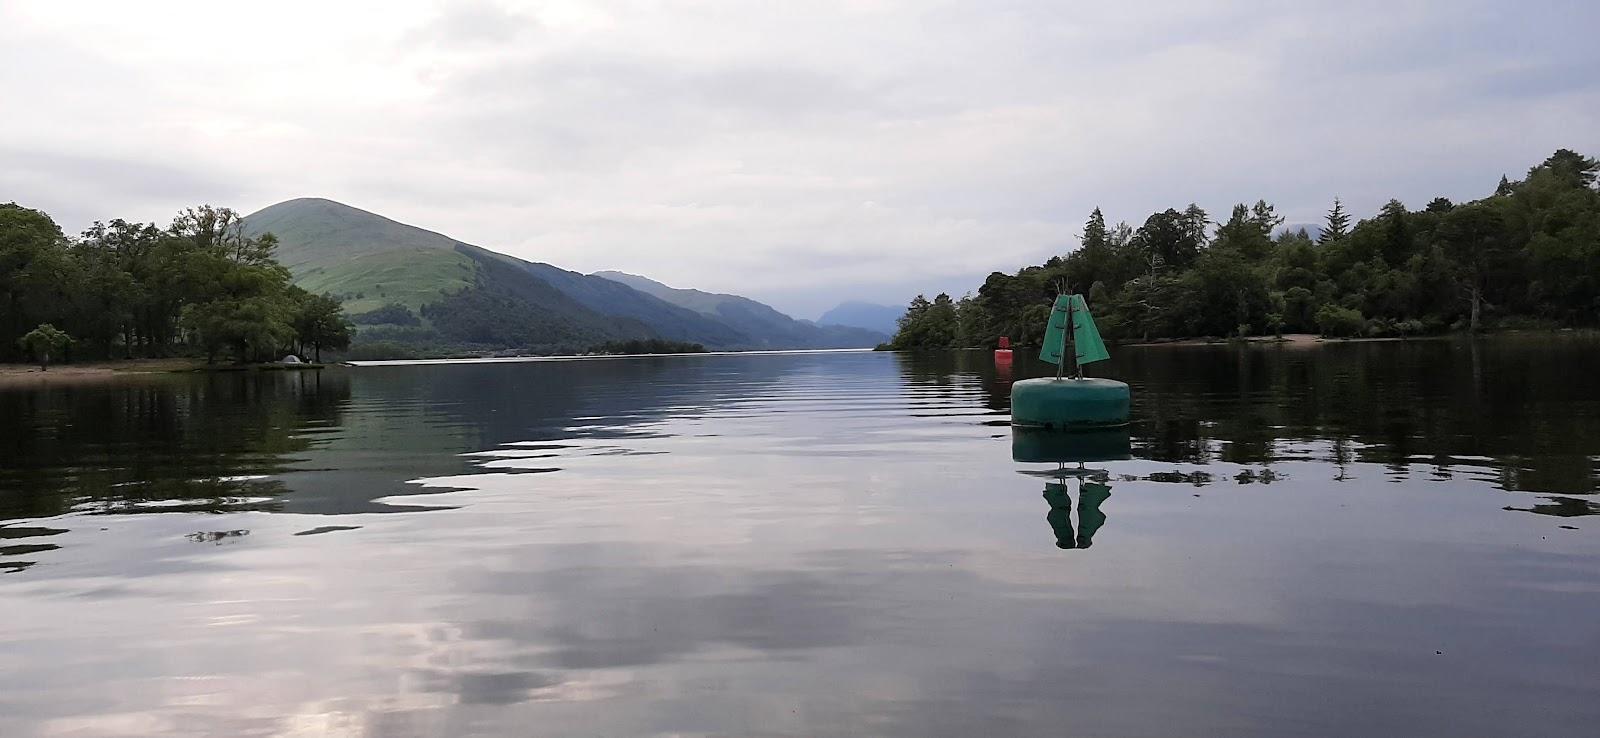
1014,427,1129,551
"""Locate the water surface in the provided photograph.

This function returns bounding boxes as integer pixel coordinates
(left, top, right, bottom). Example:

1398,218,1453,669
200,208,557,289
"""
3,338,1598,737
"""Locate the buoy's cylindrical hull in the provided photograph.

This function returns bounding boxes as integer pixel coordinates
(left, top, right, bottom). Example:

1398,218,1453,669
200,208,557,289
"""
1010,377,1130,429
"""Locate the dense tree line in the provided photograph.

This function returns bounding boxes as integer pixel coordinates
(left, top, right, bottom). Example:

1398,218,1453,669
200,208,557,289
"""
1,203,351,364
588,339,708,354
350,302,422,326
892,149,1600,348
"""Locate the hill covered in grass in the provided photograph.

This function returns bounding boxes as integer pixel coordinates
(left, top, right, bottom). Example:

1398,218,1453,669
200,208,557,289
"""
240,198,754,354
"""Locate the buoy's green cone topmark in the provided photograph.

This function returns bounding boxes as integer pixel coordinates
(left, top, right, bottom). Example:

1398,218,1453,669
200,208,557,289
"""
1010,293,1131,430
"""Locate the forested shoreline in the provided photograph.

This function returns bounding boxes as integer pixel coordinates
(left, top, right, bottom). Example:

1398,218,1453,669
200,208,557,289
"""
891,149,1600,348
1,204,350,366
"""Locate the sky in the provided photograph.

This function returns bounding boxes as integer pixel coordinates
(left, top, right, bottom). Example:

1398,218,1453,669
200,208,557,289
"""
2,1,1597,318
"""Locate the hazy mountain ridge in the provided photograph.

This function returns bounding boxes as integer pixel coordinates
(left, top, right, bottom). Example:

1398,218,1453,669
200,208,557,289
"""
817,301,904,336
594,271,888,348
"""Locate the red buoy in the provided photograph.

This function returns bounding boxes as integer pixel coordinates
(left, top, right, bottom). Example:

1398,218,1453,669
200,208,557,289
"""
995,336,1014,366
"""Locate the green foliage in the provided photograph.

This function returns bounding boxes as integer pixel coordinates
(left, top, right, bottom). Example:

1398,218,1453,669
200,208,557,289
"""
588,339,708,354
291,290,353,362
1320,198,1350,245
1132,207,1208,272
1315,305,1365,337
1,204,73,361
0,202,355,364
18,323,71,369
887,149,1600,348
888,293,987,350
350,302,422,326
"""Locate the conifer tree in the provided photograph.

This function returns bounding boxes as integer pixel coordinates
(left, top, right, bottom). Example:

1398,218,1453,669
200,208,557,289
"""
1319,197,1349,245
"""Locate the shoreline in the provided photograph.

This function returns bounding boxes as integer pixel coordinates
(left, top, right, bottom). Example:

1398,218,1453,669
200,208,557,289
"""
1119,333,1420,348
0,359,325,387
1120,329,1592,349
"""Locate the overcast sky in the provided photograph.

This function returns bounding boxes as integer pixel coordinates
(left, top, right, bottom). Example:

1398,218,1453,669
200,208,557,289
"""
3,1,1596,318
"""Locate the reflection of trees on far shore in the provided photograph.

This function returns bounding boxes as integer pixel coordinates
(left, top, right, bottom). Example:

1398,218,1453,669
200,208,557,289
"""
917,335,1600,517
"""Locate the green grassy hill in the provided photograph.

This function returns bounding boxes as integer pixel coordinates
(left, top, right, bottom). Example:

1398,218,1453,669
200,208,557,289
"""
242,199,475,314
240,198,753,352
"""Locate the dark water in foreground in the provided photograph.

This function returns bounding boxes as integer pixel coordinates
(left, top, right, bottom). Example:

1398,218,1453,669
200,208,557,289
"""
2,337,1599,737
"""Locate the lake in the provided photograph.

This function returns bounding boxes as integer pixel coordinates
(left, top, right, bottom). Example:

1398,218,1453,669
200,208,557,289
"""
2,337,1598,737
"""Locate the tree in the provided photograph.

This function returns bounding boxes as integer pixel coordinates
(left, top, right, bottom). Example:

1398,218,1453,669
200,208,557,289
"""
1534,149,1599,189
1314,305,1364,337
18,323,71,370
1320,198,1350,245
1212,203,1275,261
1081,207,1108,253
1377,199,1414,266
1281,286,1318,332
1,204,74,362
1436,201,1507,332
889,293,964,349
1065,208,1129,293
169,205,279,266
1182,204,1211,250
889,148,1600,345
1132,208,1203,273
180,252,297,363
1250,200,1284,235
292,291,353,362
1173,250,1271,336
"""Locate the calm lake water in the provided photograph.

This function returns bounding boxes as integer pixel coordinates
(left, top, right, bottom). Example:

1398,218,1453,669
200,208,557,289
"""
3,338,1598,737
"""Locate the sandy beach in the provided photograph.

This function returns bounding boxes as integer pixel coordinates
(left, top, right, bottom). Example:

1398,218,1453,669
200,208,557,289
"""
0,358,208,387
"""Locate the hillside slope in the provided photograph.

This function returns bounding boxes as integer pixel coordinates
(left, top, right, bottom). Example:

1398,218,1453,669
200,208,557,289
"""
595,271,887,348
240,199,753,351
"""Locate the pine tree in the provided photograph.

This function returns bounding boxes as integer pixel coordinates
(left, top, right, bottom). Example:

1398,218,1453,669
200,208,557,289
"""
1081,207,1108,253
1249,200,1283,235
1182,204,1210,248
1319,197,1350,245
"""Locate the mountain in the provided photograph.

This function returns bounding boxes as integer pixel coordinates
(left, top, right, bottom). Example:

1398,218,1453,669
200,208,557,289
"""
594,271,888,349
817,301,903,336
241,198,752,352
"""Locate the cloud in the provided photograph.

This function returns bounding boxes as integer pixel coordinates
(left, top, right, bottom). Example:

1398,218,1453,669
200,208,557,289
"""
2,0,1597,317
405,0,538,48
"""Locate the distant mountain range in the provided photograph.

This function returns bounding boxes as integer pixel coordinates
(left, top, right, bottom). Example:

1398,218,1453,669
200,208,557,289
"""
240,198,887,353
817,301,903,336
593,272,886,349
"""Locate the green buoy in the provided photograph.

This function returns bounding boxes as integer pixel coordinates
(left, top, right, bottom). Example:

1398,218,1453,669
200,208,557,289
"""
1010,293,1131,430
